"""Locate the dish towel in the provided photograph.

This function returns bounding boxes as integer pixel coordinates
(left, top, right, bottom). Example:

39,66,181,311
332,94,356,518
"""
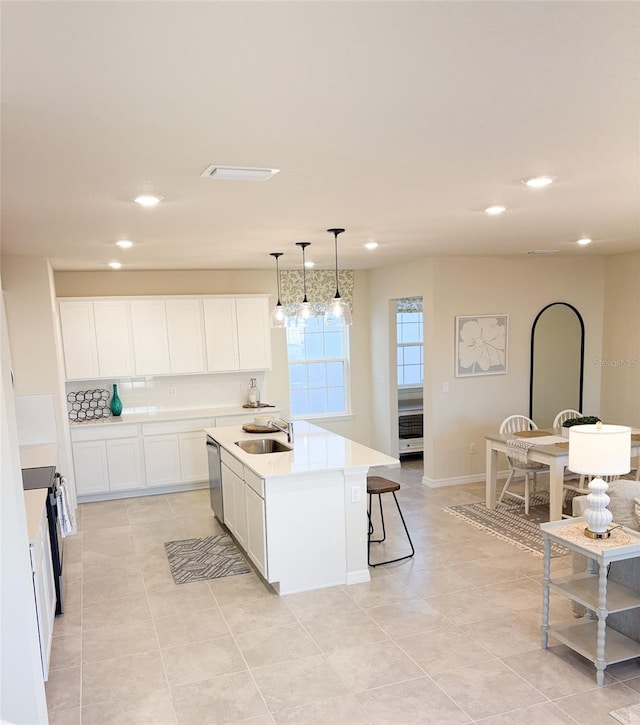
506,438,536,465
56,475,76,537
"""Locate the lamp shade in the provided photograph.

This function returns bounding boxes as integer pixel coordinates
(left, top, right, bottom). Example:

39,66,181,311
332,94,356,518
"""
568,424,631,476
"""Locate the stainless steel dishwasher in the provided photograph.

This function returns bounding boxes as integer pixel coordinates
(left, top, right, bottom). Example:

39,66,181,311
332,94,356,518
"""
206,435,223,522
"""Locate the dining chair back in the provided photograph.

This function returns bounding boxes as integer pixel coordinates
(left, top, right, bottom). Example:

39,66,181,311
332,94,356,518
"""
498,415,548,514
553,409,582,428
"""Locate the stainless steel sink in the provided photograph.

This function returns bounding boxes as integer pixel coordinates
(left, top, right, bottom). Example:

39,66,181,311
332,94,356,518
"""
235,438,292,454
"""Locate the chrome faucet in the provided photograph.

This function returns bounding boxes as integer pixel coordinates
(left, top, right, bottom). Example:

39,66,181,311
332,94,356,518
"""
269,417,294,445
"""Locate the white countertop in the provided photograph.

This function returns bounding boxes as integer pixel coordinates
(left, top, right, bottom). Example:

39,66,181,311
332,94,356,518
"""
20,443,58,469
205,421,399,478
24,489,48,543
69,405,279,427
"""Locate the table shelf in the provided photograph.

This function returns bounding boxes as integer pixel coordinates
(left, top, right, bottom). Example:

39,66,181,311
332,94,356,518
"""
547,620,640,666
550,572,640,614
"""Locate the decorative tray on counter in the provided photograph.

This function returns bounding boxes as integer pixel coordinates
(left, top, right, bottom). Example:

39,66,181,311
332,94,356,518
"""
242,423,282,434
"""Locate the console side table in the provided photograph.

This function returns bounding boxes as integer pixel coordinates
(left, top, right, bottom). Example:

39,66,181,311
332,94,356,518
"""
540,517,640,685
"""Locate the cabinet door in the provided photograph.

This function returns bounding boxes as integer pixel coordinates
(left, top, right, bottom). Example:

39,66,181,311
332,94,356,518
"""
106,437,144,491
234,477,247,549
59,301,99,380
130,300,171,375
203,298,240,372
245,485,267,577
236,297,271,370
93,300,133,377
31,508,56,680
166,299,205,374
73,440,109,495
178,430,209,483
221,462,238,533
143,434,181,487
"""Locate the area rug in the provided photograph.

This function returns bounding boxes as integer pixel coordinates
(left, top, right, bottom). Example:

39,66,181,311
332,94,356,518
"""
164,534,250,584
444,495,568,557
609,704,640,724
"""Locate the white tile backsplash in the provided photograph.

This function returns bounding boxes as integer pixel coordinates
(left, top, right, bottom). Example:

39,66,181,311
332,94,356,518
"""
65,372,269,416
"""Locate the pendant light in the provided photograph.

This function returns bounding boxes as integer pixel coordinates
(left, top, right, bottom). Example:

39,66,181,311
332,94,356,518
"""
295,242,314,321
269,252,285,328
325,228,352,325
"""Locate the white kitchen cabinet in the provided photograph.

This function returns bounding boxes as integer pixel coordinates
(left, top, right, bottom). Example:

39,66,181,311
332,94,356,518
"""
178,430,209,482
143,434,181,487
166,298,205,374
236,297,271,370
72,440,110,495
25,490,56,681
203,296,271,372
72,425,145,495
130,300,171,375
92,300,133,377
203,298,240,372
245,484,267,577
221,460,247,548
59,299,132,380
106,437,144,491
59,301,99,380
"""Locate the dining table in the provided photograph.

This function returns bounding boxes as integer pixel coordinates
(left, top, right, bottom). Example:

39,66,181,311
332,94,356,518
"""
485,429,640,521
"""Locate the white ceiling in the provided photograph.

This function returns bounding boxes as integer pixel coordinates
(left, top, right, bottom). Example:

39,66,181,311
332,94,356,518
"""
1,1,639,272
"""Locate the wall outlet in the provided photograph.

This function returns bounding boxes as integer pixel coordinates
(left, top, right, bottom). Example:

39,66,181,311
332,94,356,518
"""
351,485,361,503
469,442,477,455
170,386,177,396
442,382,449,393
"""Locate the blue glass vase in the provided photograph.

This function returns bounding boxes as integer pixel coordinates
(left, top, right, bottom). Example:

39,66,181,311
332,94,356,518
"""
110,384,122,417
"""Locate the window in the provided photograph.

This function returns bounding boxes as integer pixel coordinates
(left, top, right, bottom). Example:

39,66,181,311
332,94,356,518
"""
397,299,423,387
286,316,350,417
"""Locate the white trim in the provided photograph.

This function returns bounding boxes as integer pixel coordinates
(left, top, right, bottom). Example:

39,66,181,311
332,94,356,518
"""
346,569,371,585
422,469,510,488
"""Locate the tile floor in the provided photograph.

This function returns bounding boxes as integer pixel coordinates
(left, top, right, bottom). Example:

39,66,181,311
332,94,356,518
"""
45,459,640,724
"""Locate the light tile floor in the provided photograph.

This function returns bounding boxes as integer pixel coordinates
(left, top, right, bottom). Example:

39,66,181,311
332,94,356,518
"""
46,459,640,724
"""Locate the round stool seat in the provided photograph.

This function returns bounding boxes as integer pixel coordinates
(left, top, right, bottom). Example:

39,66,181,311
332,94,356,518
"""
367,476,400,495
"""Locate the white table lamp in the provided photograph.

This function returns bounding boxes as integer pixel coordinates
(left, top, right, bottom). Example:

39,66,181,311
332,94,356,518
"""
569,423,631,538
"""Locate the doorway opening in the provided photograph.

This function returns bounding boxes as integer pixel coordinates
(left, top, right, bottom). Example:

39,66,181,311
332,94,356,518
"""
395,297,423,459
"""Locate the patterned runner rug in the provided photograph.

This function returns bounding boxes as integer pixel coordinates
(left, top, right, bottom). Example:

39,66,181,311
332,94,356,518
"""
444,495,568,557
609,704,640,724
165,534,250,584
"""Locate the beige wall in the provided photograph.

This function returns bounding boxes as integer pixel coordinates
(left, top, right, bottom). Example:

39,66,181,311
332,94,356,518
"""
54,268,375,446
601,252,640,427
369,255,606,482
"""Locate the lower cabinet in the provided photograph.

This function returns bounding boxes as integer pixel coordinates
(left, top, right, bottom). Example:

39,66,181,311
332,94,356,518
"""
245,485,267,577
72,425,143,495
143,434,181,487
220,450,266,577
28,499,56,680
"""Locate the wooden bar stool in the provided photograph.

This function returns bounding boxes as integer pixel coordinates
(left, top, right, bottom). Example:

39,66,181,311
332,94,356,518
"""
367,476,415,567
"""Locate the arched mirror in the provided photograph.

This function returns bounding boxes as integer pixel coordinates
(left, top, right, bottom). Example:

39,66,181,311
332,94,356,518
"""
529,302,584,428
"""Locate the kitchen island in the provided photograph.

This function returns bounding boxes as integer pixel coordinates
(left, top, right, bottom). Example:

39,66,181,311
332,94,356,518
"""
205,421,399,595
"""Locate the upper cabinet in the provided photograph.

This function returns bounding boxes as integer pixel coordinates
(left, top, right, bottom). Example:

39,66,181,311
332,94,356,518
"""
203,296,271,372
59,300,132,380
59,295,270,380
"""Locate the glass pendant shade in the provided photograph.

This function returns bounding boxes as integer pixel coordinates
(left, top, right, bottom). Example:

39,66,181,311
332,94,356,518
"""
325,228,351,326
295,242,314,322
325,294,352,325
269,252,286,328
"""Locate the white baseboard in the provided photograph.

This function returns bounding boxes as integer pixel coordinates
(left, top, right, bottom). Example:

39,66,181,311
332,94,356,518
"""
346,569,371,585
77,480,208,503
422,470,510,488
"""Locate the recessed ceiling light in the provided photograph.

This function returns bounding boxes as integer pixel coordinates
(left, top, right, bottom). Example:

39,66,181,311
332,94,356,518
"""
577,237,592,246
108,261,122,269
116,240,134,248
364,241,378,250
522,175,555,188
134,195,162,207
527,250,559,256
304,261,315,268
200,165,280,181
484,205,507,215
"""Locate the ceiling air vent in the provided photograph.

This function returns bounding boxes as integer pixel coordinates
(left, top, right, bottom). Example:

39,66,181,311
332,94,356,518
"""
527,250,559,256
200,165,280,181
